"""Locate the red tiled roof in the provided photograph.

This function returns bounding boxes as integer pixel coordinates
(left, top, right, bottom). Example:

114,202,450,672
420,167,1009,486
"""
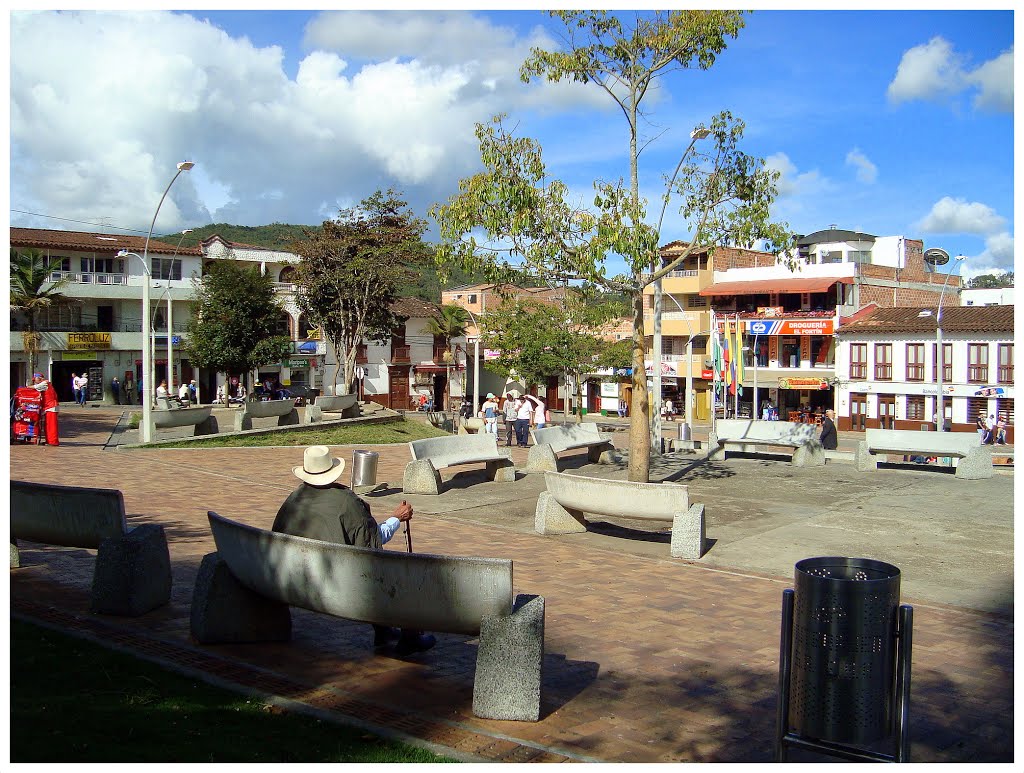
699,276,852,296
391,297,441,320
10,227,203,256
837,305,1014,335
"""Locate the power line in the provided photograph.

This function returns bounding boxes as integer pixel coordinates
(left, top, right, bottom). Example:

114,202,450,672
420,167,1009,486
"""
10,208,150,234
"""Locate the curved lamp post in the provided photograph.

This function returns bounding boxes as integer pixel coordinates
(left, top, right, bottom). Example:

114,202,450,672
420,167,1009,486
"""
156,228,193,396
919,250,966,431
118,161,195,443
651,125,710,453
463,307,481,416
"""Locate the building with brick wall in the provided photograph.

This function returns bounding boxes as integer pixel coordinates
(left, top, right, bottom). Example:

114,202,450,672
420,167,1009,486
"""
834,304,1014,441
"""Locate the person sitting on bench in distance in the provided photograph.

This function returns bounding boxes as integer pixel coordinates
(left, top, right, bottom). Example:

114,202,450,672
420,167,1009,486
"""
271,445,436,655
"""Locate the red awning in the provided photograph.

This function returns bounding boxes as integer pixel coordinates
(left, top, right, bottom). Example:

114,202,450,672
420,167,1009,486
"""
699,276,852,296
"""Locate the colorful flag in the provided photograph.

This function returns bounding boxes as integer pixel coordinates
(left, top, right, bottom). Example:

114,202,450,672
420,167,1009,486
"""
733,314,744,396
710,310,724,396
723,315,734,395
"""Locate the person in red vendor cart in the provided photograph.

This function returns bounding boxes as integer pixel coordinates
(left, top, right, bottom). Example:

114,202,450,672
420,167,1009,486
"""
32,372,60,445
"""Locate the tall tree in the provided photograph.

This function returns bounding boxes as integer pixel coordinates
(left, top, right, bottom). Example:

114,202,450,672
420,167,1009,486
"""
10,248,75,382
432,10,793,481
967,273,1014,289
292,189,432,394
425,303,470,411
182,261,292,388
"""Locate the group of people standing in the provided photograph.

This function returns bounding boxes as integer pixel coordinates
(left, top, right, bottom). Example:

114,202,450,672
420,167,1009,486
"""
70,372,90,406
976,412,1009,445
471,391,549,447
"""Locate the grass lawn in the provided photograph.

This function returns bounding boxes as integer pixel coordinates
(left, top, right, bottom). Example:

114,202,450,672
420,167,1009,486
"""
10,618,457,763
146,417,450,449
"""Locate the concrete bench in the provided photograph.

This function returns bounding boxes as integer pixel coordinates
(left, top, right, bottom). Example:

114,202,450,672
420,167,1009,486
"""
234,398,299,432
152,405,217,435
526,423,618,472
535,471,706,559
855,429,992,480
305,393,360,423
709,419,825,467
190,511,544,721
10,481,172,616
458,417,485,435
403,434,515,495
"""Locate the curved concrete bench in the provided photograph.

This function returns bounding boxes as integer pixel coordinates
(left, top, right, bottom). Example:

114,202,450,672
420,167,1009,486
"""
526,424,618,472
709,419,824,467
11,481,172,616
190,511,544,721
856,429,991,480
404,434,514,495
234,398,299,431
535,471,706,559
153,405,216,435
458,417,485,435
305,393,360,423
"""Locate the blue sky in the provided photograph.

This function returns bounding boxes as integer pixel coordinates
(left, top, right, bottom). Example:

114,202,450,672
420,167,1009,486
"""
8,7,1015,281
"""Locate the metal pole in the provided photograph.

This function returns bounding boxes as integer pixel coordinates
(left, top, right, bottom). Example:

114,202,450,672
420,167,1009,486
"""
734,314,740,419
653,277,663,453
753,332,759,420
165,229,192,396
934,256,964,430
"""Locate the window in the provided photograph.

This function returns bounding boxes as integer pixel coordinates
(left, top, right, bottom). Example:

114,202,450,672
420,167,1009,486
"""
687,295,707,308
932,343,952,383
850,343,867,379
967,343,989,383
905,343,925,381
820,250,842,264
151,258,182,281
279,266,297,284
467,294,477,304
878,394,896,429
874,343,892,380
810,337,832,367
37,303,81,330
998,344,1013,383
848,250,871,264
780,336,800,368
906,395,926,421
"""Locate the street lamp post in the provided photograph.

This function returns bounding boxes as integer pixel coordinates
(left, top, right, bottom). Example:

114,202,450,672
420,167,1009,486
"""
118,161,195,443
165,229,193,396
651,125,710,453
920,250,966,431
464,308,481,415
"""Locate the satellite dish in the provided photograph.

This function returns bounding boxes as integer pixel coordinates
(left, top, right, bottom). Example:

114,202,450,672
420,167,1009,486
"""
923,248,950,266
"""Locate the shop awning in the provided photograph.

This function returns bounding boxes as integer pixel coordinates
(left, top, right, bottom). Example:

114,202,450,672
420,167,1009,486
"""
413,364,464,372
699,276,852,296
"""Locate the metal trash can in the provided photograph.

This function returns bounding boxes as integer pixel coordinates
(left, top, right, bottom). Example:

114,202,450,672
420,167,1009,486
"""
678,422,691,441
789,556,901,745
351,450,378,488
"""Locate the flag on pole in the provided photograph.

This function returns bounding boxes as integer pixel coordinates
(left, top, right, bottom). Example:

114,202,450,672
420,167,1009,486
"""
710,309,723,403
734,314,745,396
723,315,734,395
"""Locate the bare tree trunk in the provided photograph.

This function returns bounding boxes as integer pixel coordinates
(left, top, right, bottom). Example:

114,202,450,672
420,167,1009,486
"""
628,294,651,482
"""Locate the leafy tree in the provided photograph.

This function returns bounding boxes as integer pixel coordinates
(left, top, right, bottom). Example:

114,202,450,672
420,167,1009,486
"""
595,338,634,371
425,304,470,411
432,10,793,481
967,273,1013,289
182,261,292,389
10,248,75,381
480,293,625,419
291,189,432,394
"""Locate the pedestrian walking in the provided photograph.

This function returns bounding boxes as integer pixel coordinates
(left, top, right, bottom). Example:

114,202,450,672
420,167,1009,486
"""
514,395,533,447
819,409,838,450
480,393,499,435
78,373,89,405
111,376,121,405
71,372,80,405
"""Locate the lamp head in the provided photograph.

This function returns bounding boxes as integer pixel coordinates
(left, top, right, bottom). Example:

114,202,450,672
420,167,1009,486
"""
177,161,195,172
917,310,933,318
181,228,193,235
690,126,711,140
116,249,128,257
954,254,967,261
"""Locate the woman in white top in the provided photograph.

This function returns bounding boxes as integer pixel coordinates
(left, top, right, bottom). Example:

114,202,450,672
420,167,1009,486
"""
532,396,547,431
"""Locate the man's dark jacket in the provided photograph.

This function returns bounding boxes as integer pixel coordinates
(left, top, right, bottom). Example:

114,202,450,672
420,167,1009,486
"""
272,482,380,548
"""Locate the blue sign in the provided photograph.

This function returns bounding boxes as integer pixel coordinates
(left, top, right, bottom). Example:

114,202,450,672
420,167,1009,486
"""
296,340,318,354
749,321,769,335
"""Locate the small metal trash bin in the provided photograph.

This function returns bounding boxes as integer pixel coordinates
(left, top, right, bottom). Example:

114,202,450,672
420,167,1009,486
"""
678,422,691,441
351,450,378,488
777,556,914,762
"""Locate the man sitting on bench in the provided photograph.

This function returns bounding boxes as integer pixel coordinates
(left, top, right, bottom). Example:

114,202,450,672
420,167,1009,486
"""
272,446,436,655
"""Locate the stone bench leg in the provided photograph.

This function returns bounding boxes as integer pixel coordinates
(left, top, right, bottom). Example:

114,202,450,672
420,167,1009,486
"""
91,524,172,616
195,415,219,436
854,441,877,472
791,443,825,467
190,553,292,643
341,404,360,419
525,444,559,473
11,540,20,569
534,491,587,534
588,442,617,464
304,405,323,424
403,459,443,495
234,412,252,432
486,458,516,483
277,408,300,426
670,504,706,560
473,594,545,722
954,448,994,480
707,432,725,461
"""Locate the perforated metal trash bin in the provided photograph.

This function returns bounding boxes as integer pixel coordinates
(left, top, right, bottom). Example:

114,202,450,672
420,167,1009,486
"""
678,422,691,441
789,556,901,745
351,450,378,488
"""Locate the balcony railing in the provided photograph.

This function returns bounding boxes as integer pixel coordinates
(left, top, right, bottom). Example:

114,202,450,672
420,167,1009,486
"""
392,345,411,362
968,366,989,383
665,269,699,278
432,345,449,362
355,344,368,364
998,365,1013,383
50,271,129,285
850,363,867,379
874,364,893,380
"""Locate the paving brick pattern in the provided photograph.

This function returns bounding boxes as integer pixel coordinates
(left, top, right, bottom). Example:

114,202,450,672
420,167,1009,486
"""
8,408,1013,762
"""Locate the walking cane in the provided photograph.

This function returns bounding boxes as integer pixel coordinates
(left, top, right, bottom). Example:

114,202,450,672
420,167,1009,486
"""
403,500,413,553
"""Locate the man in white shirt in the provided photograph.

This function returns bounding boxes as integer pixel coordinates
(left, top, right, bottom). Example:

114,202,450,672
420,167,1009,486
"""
178,382,191,405
514,397,533,447
77,373,89,406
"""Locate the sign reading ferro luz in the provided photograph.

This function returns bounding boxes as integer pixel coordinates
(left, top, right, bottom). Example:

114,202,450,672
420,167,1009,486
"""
67,332,112,350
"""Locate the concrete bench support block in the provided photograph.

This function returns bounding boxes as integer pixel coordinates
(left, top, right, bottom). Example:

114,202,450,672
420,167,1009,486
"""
10,541,20,569
670,504,706,560
402,459,444,495
707,432,724,460
486,458,516,483
194,414,219,436
855,440,878,472
472,594,545,722
304,405,323,424
954,448,993,480
534,491,587,534
588,443,617,464
190,553,292,643
92,524,172,616
525,444,560,473
791,443,826,467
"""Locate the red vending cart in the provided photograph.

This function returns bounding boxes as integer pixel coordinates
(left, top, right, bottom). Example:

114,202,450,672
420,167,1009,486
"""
11,386,42,444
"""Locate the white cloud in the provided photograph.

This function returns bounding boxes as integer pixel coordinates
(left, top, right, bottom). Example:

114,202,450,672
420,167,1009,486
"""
845,148,877,184
8,9,605,234
887,37,1013,113
763,153,829,198
916,197,1007,235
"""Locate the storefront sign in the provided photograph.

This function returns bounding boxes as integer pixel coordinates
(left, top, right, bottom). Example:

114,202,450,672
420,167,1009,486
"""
60,351,98,360
600,382,619,397
743,319,835,336
974,386,1005,396
285,359,310,368
67,332,111,350
483,348,502,361
644,360,679,376
305,328,322,340
778,377,830,390
757,306,784,317
701,369,715,380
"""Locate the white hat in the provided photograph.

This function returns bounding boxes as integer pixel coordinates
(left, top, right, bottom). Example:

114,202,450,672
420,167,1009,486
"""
292,445,346,486
486,392,495,399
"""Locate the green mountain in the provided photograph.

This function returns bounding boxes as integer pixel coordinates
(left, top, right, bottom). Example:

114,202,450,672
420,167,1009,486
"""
160,222,484,303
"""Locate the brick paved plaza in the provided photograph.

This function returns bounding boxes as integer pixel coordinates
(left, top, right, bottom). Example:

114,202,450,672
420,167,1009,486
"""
9,407,1014,762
